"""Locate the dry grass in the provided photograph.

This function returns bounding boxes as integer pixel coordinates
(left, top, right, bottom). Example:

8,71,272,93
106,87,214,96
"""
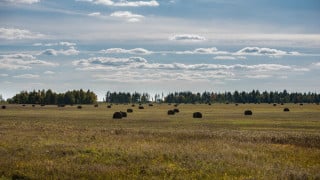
0,103,320,179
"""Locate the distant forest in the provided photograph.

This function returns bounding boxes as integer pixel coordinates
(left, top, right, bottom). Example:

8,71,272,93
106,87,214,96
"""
7,89,97,105
106,90,320,104
4,89,320,104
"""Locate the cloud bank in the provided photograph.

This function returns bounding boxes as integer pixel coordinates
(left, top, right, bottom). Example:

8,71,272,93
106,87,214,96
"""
0,28,45,40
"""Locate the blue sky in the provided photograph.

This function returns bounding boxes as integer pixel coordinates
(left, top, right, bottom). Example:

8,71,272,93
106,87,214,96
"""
0,0,320,100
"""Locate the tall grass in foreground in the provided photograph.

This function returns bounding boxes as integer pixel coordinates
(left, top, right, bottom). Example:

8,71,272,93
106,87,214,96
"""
0,104,319,179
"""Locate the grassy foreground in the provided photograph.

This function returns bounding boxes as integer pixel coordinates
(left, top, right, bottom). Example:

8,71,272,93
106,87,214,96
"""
0,103,320,179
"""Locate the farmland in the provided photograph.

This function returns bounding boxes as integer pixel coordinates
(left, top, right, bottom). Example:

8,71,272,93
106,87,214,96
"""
0,103,320,179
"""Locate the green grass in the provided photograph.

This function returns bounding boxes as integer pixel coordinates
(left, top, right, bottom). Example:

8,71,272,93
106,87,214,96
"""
0,103,320,179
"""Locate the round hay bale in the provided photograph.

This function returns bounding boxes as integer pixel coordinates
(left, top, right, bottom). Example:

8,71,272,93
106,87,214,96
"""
127,109,133,113
1,105,6,109
139,106,144,109
120,111,127,118
94,104,99,107
167,110,175,115
77,105,82,109
107,105,112,108
113,112,122,119
193,112,202,118
173,108,179,113
244,110,253,116
283,107,290,112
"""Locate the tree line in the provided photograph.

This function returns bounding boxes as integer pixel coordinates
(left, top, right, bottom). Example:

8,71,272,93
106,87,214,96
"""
4,89,320,104
104,90,319,104
105,91,150,104
164,90,320,104
7,89,97,105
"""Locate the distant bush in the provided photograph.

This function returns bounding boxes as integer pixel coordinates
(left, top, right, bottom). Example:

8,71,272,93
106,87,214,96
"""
149,104,153,107
193,112,202,118
107,105,112,108
127,109,133,113
139,106,144,109
77,105,82,109
94,104,98,107
1,105,6,109
244,110,253,116
173,109,179,113
32,104,35,107
58,104,65,107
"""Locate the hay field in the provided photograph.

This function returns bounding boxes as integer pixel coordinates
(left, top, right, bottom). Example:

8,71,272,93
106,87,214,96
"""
0,103,320,179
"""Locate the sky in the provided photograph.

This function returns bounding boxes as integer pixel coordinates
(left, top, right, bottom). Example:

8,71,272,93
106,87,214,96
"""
0,0,320,100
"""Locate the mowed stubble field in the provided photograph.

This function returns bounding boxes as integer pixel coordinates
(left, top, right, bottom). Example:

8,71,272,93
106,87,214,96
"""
0,103,320,179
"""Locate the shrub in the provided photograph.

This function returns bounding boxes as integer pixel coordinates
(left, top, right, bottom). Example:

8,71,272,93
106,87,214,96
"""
58,104,65,107
273,104,277,106
173,108,179,113
32,104,35,107
107,105,112,108
167,110,175,115
131,104,135,107
300,103,304,106
1,105,6,109
41,104,45,107
235,104,239,106
193,112,202,118
149,104,153,107
244,110,253,115
120,111,127,118
77,105,82,109
94,104,98,107
113,112,122,119
283,108,290,112
127,109,133,113
174,104,178,107
139,106,144,109
208,103,212,106
22,104,26,107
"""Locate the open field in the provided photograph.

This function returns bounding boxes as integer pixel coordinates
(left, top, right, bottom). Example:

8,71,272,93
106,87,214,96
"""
0,103,320,179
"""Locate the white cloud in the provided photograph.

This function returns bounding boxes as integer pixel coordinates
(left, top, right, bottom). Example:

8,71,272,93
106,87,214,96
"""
0,28,45,40
13,74,39,79
0,74,9,77
72,56,310,83
100,48,152,55
41,46,79,56
213,56,247,60
213,56,236,60
33,41,76,47
169,34,206,41
79,0,159,7
176,47,228,55
88,12,101,17
235,47,301,57
0,53,58,70
110,11,144,22
5,0,40,4
43,71,55,74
